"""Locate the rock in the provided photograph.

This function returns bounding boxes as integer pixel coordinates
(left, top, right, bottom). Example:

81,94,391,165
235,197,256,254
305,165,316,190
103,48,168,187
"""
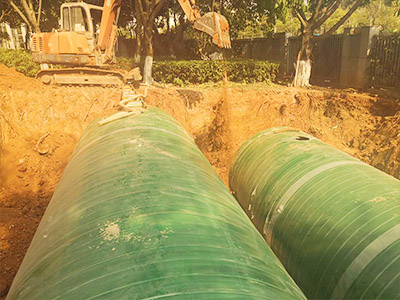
17,165,27,173
22,205,29,215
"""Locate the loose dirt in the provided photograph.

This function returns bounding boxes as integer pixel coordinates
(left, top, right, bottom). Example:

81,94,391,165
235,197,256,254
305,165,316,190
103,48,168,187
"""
0,66,399,298
0,65,43,91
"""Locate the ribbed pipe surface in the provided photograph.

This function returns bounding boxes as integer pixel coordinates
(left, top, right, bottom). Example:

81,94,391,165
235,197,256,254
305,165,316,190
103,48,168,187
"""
7,110,306,300
229,127,400,299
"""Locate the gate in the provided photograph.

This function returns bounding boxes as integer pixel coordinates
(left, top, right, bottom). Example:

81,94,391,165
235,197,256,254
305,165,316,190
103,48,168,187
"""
369,34,400,89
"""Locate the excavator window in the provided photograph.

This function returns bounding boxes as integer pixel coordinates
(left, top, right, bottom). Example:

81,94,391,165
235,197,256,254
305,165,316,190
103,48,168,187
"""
90,9,102,34
62,7,71,31
61,6,89,32
71,7,88,32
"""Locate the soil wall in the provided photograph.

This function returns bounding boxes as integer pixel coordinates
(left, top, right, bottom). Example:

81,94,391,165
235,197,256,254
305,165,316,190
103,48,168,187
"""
0,66,399,298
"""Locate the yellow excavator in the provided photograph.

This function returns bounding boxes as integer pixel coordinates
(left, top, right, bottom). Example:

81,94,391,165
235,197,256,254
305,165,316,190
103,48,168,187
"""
31,0,231,86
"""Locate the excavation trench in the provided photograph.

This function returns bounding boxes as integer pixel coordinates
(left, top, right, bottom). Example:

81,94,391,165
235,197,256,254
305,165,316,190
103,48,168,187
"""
0,66,399,298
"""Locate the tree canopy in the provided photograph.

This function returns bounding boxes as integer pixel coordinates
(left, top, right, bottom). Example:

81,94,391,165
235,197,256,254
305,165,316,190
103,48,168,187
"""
240,0,400,36
266,0,370,86
1,0,63,32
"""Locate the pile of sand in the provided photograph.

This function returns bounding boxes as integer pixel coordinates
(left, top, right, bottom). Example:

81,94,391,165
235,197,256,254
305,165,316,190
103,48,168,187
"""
0,65,43,90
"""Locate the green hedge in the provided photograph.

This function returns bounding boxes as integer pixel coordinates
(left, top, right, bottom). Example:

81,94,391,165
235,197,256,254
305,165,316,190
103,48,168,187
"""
0,50,279,85
0,48,40,77
152,60,279,85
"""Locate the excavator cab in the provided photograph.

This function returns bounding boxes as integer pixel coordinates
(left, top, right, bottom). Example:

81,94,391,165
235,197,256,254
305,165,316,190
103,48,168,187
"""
61,4,92,33
58,3,105,52
31,2,106,67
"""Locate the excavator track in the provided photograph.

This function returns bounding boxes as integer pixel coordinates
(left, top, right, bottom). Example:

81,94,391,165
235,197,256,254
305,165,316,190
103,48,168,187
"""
37,68,126,87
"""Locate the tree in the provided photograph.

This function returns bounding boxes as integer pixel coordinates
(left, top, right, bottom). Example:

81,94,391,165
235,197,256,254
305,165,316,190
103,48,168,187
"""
273,0,368,87
129,0,263,83
132,0,237,83
0,8,11,40
0,6,11,23
200,0,270,39
276,0,400,34
345,0,400,32
1,0,63,33
394,0,400,15
133,0,166,84
5,0,43,32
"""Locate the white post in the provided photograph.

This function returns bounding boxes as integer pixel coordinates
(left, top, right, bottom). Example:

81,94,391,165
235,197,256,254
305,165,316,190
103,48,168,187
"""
5,23,15,49
21,24,27,48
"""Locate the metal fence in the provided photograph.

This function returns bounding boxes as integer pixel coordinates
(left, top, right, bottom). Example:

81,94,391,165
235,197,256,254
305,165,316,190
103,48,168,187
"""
312,35,343,83
369,34,400,89
0,23,28,49
230,33,290,75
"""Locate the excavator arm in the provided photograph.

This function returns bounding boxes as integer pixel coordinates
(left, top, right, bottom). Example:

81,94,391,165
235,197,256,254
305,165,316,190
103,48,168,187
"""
97,0,230,56
97,0,122,63
178,0,201,23
177,0,231,49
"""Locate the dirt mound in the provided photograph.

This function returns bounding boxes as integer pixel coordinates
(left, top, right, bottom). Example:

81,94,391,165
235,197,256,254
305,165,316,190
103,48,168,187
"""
0,65,43,91
146,86,400,183
1,81,399,298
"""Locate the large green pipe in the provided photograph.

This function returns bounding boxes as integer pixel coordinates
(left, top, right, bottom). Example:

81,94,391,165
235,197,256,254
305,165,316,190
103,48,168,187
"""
7,110,306,299
230,127,400,299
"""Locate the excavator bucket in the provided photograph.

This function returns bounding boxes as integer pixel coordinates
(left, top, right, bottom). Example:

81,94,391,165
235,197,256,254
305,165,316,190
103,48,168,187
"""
193,12,231,49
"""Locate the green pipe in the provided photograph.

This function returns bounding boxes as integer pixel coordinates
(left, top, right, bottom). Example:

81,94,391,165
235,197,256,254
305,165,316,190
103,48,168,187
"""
230,127,400,300
7,110,306,299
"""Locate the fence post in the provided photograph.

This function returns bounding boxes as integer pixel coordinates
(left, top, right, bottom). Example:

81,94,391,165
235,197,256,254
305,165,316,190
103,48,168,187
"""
5,23,15,49
340,26,380,88
359,26,380,87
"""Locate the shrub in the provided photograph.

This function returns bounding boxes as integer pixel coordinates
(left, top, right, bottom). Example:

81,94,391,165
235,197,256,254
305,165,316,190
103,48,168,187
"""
152,60,279,85
0,49,279,84
0,48,40,77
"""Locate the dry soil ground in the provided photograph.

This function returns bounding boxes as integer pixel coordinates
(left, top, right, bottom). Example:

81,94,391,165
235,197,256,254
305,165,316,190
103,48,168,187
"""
0,65,399,298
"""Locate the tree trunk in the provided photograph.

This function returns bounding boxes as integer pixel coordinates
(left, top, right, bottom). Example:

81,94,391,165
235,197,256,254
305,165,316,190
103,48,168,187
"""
291,0,363,87
134,25,142,65
133,0,165,85
20,0,41,32
32,22,40,33
142,28,154,85
293,31,313,87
